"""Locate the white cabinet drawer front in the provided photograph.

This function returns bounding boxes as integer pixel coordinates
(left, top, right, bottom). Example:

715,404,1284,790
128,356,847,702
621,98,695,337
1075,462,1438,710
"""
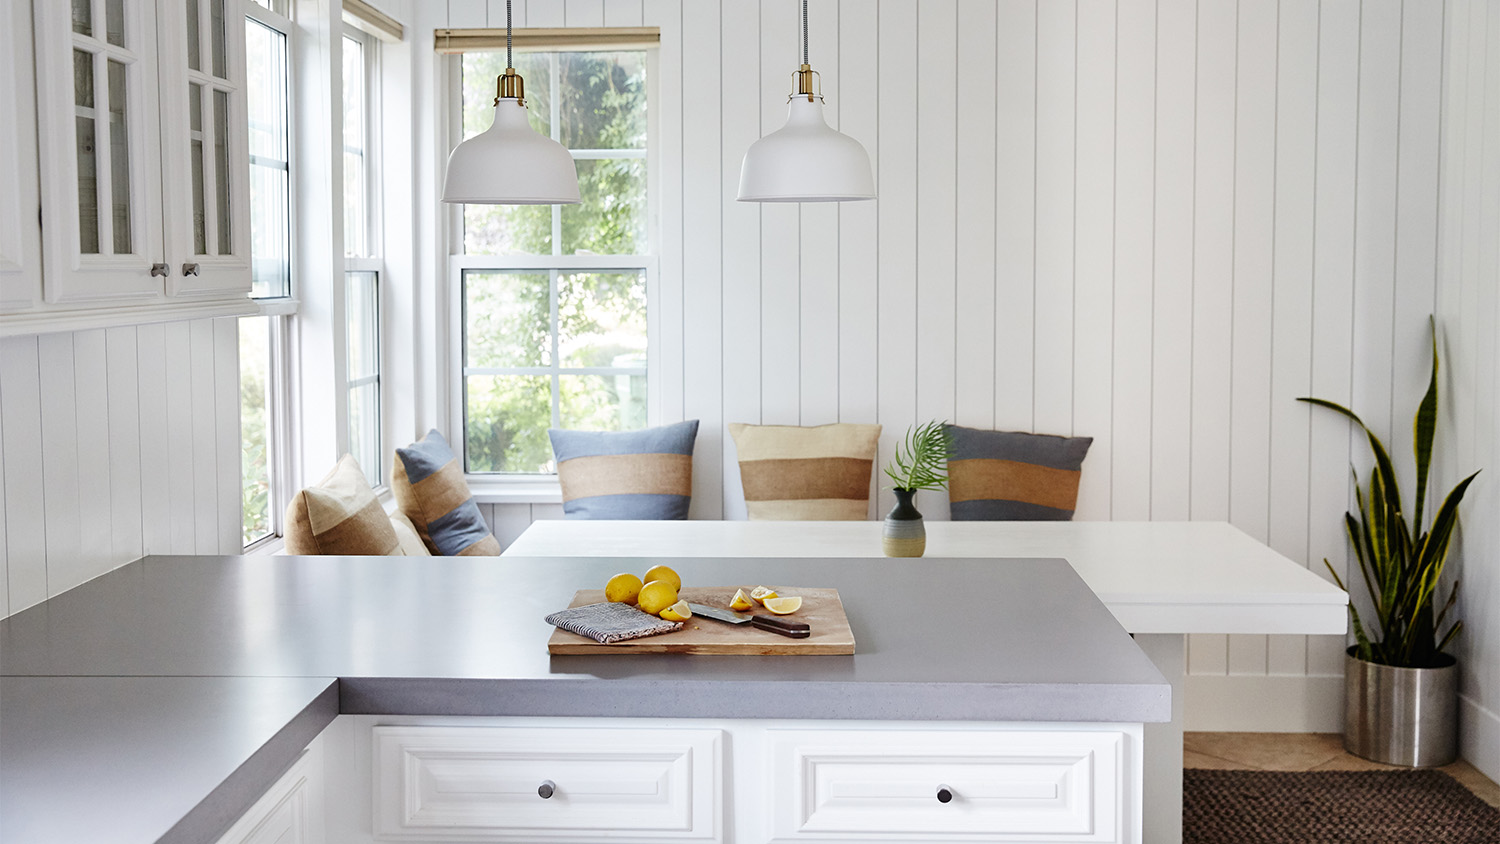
373,725,723,842
768,729,1125,843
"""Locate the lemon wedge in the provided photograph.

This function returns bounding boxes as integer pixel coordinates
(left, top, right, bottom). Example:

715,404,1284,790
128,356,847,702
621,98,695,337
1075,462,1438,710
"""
605,572,643,604
761,596,803,615
638,580,679,616
749,585,779,604
643,565,682,592
659,600,692,622
728,588,755,611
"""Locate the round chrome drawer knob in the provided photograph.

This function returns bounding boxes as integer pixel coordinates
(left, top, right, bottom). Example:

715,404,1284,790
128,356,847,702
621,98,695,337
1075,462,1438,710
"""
936,784,954,804
538,780,557,799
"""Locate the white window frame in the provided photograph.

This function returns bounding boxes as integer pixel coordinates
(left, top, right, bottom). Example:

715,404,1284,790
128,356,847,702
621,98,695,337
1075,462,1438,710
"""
444,47,658,490
242,0,298,551
342,24,385,488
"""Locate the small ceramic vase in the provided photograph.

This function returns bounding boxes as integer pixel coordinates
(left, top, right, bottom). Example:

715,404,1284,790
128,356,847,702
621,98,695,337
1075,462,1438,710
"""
882,488,926,557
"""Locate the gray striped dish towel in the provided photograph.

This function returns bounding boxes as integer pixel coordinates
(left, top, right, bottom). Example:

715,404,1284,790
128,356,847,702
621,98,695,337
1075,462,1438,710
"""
546,602,683,644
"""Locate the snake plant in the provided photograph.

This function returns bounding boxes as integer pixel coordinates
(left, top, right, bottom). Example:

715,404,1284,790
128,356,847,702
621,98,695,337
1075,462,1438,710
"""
884,421,955,492
1300,318,1480,668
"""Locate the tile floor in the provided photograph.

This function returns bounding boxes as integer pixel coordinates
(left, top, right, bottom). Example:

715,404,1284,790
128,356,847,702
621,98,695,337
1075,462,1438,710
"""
1185,732,1500,809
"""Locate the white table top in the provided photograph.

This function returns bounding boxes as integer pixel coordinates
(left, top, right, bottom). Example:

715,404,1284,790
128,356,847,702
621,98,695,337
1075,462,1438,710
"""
503,520,1349,636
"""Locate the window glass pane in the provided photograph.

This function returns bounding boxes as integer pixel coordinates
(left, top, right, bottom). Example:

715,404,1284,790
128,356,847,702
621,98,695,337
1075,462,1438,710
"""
105,0,126,46
186,0,201,71
239,315,273,546
213,89,231,253
348,382,381,485
557,52,647,150
460,52,552,256
465,375,554,473
190,84,206,254
557,271,646,368
74,51,99,254
561,158,646,255
342,35,366,257
465,271,551,367
210,0,227,78
108,60,132,254
464,205,552,256
246,19,290,298
72,0,92,36
345,271,379,379
560,374,646,431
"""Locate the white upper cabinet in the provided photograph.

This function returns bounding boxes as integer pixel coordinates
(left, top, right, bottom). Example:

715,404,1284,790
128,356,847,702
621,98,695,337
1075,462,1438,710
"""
0,0,46,311
16,0,251,331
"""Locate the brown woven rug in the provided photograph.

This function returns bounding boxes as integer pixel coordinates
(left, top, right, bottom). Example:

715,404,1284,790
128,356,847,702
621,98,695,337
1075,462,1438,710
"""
1185,769,1500,843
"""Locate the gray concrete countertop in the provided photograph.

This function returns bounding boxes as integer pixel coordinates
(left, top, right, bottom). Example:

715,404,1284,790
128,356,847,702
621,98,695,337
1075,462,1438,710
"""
0,553,1169,843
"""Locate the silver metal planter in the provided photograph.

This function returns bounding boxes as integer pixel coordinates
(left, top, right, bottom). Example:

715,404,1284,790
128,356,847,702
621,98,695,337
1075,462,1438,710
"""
1343,647,1459,767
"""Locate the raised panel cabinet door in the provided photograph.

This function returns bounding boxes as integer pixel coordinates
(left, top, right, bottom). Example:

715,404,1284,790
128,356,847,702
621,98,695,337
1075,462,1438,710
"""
160,0,252,297
34,0,165,304
213,746,323,844
0,0,45,314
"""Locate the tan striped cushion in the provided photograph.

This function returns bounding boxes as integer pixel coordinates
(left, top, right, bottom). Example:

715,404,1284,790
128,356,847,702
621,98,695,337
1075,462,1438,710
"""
728,423,882,520
284,455,401,555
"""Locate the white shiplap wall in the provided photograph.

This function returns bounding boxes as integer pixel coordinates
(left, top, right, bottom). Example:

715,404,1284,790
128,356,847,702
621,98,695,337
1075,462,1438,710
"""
1437,0,1500,786
460,0,1456,731
0,319,241,617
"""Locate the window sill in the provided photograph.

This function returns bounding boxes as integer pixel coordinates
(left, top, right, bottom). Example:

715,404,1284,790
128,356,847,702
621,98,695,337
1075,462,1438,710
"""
465,477,564,505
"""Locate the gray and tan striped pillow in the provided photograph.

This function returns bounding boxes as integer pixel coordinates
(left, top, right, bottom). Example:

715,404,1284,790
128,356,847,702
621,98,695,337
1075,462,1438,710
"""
728,422,882,520
945,425,1093,520
284,455,401,555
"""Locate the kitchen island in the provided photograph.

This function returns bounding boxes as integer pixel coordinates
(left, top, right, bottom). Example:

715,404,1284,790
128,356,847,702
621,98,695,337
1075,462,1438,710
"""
1,554,1169,843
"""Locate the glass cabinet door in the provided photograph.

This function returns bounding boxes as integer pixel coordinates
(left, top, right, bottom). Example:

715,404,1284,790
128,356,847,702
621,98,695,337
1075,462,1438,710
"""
163,0,251,296
35,0,164,304
0,0,44,313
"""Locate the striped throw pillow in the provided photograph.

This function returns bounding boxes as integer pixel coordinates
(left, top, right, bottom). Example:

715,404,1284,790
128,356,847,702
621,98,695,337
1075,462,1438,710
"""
392,429,502,556
728,422,882,520
550,420,699,519
284,455,401,555
945,425,1093,521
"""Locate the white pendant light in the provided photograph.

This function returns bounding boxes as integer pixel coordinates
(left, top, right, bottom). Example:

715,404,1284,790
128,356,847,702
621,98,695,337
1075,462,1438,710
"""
738,0,875,203
441,1,580,205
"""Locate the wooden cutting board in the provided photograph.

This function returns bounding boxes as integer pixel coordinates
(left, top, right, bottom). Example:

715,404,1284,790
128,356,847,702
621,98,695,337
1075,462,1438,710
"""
546,586,856,655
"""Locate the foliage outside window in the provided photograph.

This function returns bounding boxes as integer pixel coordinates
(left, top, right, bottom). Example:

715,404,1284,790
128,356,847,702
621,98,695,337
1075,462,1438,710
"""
459,50,650,475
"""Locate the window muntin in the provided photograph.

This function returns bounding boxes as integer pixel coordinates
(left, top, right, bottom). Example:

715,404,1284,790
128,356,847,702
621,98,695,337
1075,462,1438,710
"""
456,49,651,477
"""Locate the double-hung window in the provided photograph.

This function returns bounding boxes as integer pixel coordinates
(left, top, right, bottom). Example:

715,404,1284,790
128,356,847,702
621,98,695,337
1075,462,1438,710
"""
343,27,383,486
454,48,651,475
240,0,294,548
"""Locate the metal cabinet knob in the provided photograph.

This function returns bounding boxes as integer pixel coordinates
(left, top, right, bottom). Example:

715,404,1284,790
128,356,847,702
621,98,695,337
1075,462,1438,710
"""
150,263,169,277
936,784,954,804
538,779,556,799
182,262,201,277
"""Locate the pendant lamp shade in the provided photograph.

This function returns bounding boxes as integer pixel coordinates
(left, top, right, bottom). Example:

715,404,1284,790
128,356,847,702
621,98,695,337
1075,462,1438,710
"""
738,97,875,202
441,101,581,205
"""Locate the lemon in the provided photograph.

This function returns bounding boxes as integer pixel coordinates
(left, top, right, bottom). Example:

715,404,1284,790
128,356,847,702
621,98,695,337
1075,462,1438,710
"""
605,572,643,604
762,596,803,615
643,564,682,592
729,588,755,611
637,580,679,616
749,585,778,604
659,600,692,622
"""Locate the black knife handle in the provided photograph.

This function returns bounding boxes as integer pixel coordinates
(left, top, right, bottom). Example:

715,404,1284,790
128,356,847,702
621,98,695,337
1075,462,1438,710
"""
750,614,811,638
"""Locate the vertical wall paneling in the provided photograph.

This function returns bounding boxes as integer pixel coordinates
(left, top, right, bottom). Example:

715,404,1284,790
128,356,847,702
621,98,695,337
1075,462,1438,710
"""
106,327,144,564
993,0,1037,434
214,319,241,551
136,323,172,556
681,0,724,519
837,0,879,516
564,0,603,27
602,0,643,27
0,365,7,615
37,334,84,595
874,0,918,517
190,321,220,554
1150,0,1195,522
1031,0,1076,438
1266,0,1320,677
799,0,842,430
0,336,46,608
953,0,998,435
528,0,564,27
163,323,197,554
1071,0,1116,521
644,0,684,426
72,330,114,577
1110,0,1154,522
759,0,801,427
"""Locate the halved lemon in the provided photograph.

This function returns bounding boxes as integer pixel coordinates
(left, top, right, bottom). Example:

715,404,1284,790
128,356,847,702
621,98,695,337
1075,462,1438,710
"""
643,564,682,592
749,585,779,604
728,588,755,611
761,596,802,615
659,600,692,622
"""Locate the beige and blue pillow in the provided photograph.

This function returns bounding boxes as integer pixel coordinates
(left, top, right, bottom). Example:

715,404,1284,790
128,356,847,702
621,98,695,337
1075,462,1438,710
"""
284,455,402,555
728,422,882,520
945,425,1093,521
392,430,502,555
549,420,699,519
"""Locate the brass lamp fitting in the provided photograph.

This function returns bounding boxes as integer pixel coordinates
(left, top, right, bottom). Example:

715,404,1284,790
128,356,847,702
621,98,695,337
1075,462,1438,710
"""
795,63,815,101
494,67,525,106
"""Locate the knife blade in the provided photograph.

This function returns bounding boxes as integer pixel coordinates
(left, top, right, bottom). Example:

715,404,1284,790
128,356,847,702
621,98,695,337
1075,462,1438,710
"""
686,603,811,639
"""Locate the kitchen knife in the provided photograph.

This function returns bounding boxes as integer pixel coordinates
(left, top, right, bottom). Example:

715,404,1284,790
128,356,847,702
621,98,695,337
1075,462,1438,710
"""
686,603,811,639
